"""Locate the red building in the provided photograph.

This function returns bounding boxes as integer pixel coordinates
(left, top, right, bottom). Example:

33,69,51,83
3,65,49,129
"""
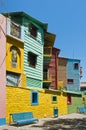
49,47,60,90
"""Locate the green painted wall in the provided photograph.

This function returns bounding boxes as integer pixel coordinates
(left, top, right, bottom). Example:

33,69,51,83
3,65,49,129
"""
23,24,44,88
26,77,42,88
22,16,45,88
68,94,83,114
8,12,45,89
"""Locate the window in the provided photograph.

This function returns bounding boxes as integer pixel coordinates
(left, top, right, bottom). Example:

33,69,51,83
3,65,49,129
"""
6,71,20,86
67,79,74,84
74,63,79,69
67,94,72,104
31,91,38,105
52,95,57,103
9,46,20,69
28,52,37,68
29,23,37,38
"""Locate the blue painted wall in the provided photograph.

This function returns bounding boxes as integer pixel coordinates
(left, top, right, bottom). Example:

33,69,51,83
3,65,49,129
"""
67,59,80,91
0,118,6,126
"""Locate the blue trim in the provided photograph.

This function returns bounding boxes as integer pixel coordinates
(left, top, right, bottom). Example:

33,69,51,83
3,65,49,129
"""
31,91,38,106
0,118,6,125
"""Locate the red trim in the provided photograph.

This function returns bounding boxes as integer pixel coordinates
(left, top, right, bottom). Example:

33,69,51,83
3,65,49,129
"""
67,94,72,104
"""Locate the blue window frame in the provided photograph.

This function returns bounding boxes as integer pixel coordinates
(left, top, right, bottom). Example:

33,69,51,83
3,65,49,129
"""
31,91,38,105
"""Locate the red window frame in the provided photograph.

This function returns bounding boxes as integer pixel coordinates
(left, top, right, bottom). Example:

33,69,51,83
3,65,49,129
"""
67,94,72,104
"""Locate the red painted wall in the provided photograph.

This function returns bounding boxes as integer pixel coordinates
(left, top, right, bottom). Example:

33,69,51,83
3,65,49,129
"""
49,48,60,90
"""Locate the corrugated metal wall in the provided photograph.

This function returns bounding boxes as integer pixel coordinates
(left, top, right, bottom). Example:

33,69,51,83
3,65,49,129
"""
49,54,56,89
58,57,67,89
67,59,80,91
23,25,44,88
49,48,59,90
6,14,44,89
26,77,42,88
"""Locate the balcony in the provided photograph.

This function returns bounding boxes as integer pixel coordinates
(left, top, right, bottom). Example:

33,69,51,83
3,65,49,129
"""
44,47,52,56
43,72,52,89
43,47,52,66
6,18,24,41
43,72,52,82
44,32,56,47
58,81,63,90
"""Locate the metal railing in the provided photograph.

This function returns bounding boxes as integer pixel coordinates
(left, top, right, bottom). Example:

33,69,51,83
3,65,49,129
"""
10,22,21,38
6,18,23,40
43,72,52,82
58,81,63,90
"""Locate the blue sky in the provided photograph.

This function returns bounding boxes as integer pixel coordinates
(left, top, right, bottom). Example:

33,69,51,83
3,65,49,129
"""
0,0,86,81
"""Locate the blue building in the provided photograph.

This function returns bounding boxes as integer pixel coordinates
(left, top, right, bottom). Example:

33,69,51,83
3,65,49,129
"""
67,59,81,91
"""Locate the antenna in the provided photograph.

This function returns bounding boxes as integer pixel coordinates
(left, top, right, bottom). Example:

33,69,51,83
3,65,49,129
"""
73,48,74,59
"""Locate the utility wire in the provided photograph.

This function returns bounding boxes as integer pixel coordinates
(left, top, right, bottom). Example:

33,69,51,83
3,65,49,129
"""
0,46,10,69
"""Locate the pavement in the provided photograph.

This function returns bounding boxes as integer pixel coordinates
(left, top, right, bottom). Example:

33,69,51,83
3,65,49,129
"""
0,113,86,130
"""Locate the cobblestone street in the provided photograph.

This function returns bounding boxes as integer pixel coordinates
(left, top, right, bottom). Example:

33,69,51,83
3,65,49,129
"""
0,113,86,130
42,118,86,130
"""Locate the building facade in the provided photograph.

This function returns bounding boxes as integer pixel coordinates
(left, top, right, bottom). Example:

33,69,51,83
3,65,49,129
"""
3,12,67,124
43,32,56,89
58,57,81,91
5,12,47,89
0,14,6,125
0,12,84,125
49,47,60,90
58,57,84,114
67,59,81,91
58,57,67,90
80,82,86,91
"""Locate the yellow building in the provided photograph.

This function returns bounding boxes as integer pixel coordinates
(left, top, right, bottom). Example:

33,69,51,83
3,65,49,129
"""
6,35,26,88
6,38,67,123
6,87,67,123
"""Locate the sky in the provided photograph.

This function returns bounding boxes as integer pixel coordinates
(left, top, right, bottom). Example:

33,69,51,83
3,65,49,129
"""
0,0,86,82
